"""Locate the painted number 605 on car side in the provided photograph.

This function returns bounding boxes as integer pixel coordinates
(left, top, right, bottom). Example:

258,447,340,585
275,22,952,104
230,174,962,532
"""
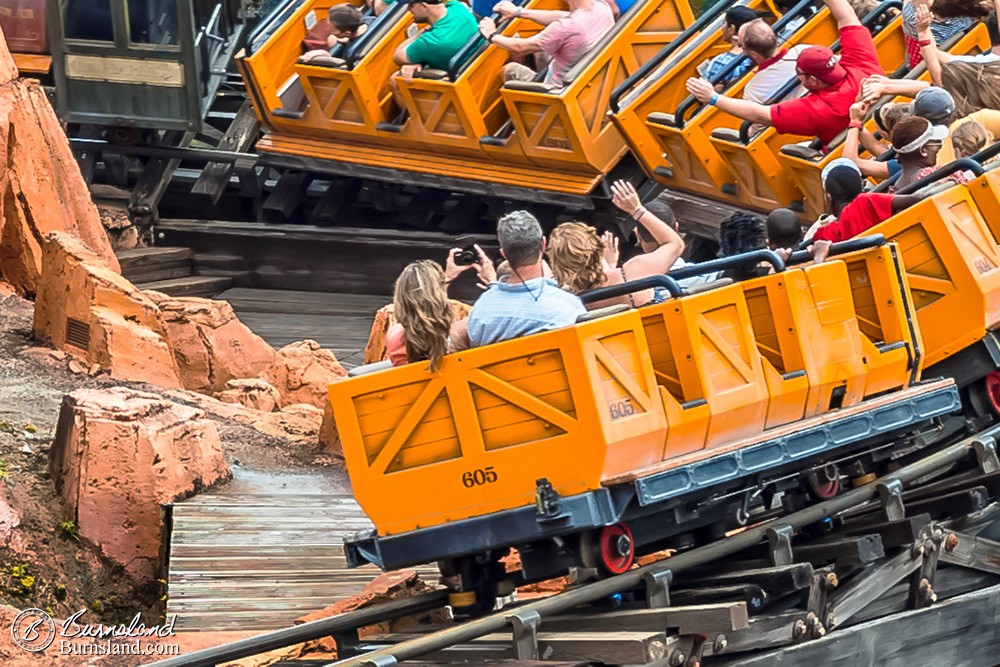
462,466,498,488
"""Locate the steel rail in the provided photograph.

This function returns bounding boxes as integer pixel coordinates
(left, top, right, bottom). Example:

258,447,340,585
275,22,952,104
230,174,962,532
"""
328,422,1000,667
70,138,258,164
148,420,997,667
148,590,448,667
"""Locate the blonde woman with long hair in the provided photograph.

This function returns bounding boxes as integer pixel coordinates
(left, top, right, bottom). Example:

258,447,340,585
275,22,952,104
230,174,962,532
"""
547,180,685,308
385,260,455,372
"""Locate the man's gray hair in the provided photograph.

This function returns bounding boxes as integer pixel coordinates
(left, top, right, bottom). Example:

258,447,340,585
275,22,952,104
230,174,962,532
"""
497,210,544,269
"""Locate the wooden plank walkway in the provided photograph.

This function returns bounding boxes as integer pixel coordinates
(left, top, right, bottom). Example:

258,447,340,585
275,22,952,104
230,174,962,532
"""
166,493,440,631
218,287,387,369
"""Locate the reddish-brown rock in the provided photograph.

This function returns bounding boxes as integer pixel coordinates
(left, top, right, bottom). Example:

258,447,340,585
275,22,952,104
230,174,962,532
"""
213,378,282,412
0,484,21,548
262,340,347,409
148,293,276,393
318,402,342,461
0,71,118,296
295,570,446,656
49,387,230,583
33,232,182,388
363,301,472,364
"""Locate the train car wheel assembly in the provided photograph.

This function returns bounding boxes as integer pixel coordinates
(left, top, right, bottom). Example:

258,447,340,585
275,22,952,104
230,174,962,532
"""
807,463,841,500
985,372,1000,415
581,523,635,575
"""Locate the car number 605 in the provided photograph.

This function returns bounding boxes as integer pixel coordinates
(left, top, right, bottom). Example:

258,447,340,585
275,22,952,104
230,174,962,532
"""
462,466,498,488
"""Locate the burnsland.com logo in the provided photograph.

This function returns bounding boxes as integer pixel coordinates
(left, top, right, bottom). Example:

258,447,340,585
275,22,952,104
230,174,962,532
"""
10,608,56,652
10,607,180,656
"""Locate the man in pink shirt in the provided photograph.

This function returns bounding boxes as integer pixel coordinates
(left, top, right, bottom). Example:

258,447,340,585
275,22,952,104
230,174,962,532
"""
478,0,614,88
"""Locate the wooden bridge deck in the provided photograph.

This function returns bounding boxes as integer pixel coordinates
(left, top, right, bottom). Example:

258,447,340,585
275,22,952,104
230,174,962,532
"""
218,287,387,369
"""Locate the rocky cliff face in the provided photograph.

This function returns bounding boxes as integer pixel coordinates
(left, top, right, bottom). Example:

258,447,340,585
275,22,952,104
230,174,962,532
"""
0,32,118,295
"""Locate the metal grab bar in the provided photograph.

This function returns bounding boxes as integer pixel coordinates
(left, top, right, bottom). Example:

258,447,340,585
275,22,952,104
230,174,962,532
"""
581,274,683,303
673,0,819,128
786,234,885,264
609,0,737,113
895,158,984,194
248,0,300,54
346,2,409,66
667,248,786,280
447,0,530,81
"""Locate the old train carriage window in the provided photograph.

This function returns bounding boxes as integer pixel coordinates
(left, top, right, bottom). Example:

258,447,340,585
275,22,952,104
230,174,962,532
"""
127,0,178,44
64,0,114,41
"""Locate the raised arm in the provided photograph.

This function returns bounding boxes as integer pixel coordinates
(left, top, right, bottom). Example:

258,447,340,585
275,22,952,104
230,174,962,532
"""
860,74,930,102
824,0,862,29
610,181,685,275
859,128,887,156
844,102,891,178
494,0,569,26
686,78,773,125
915,3,946,86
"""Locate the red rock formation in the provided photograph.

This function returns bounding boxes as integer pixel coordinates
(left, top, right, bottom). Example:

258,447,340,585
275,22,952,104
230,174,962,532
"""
0,484,21,548
147,293,276,393
33,232,182,388
0,34,118,296
212,378,282,412
49,387,230,583
318,402,342,461
363,301,472,365
262,340,347,409
295,570,446,657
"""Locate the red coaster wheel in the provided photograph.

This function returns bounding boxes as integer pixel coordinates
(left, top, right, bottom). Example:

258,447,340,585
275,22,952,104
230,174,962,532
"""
986,372,1000,415
808,464,841,500
597,523,635,575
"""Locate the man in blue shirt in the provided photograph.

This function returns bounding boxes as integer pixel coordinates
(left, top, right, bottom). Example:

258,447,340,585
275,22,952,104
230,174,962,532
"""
466,211,586,346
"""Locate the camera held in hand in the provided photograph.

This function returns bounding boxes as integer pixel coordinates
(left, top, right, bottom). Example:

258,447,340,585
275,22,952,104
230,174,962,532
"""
454,236,480,266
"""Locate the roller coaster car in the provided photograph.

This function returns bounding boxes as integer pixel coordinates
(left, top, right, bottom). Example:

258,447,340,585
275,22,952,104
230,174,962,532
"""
240,0,695,211
611,1,908,218
864,154,1000,391
776,23,992,219
46,0,245,132
333,240,965,609
609,0,830,207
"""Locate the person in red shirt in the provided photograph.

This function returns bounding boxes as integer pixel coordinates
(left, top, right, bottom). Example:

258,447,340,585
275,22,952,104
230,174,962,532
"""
685,0,884,147
806,159,921,258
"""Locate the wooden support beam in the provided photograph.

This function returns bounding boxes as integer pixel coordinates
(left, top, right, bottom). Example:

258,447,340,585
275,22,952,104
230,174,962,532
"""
670,584,768,615
940,531,1000,576
359,631,673,663
826,549,921,628
707,583,1000,666
542,602,749,635
835,514,932,548
192,100,262,205
906,487,989,520
682,563,814,596
794,534,885,566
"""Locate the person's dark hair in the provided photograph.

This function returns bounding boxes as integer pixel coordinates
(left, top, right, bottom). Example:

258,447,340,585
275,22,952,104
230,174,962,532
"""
497,210,544,268
328,3,364,31
766,208,804,249
644,199,677,230
725,6,762,30
891,116,932,157
931,0,991,20
824,165,864,206
742,19,778,58
719,213,767,280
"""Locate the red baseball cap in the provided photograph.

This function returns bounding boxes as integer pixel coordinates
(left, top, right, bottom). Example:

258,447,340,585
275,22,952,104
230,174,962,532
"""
796,46,847,84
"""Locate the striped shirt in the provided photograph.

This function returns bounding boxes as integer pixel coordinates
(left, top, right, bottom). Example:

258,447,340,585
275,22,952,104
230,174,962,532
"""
467,277,586,347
